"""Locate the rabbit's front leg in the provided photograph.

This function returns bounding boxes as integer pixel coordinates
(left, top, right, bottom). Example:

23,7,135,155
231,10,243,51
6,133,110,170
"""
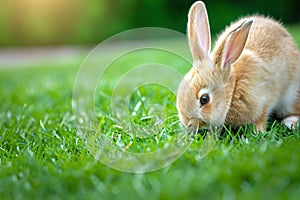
254,111,268,133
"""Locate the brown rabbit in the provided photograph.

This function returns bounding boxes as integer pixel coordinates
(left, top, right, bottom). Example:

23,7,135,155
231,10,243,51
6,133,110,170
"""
176,1,300,131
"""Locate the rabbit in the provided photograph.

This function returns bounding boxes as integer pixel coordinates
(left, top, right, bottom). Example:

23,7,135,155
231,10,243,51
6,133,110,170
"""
176,1,300,132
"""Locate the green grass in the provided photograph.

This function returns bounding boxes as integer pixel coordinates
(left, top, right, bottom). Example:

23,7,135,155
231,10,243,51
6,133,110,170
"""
1,26,300,199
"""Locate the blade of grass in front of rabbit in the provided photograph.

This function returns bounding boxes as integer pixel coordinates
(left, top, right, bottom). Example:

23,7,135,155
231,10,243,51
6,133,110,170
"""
199,126,219,158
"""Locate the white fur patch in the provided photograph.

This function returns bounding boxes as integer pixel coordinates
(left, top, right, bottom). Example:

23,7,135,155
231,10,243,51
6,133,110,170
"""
282,116,300,129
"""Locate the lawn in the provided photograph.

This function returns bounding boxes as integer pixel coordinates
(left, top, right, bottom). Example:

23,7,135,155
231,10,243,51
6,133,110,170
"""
1,25,300,200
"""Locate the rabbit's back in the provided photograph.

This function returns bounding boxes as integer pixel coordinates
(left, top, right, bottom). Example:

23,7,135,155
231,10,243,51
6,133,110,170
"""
216,16,300,125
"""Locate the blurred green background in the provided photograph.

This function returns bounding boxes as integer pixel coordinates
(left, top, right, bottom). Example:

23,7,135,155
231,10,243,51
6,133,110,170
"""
0,0,299,47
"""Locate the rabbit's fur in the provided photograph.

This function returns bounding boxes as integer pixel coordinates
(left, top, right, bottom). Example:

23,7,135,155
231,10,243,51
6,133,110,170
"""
176,1,300,131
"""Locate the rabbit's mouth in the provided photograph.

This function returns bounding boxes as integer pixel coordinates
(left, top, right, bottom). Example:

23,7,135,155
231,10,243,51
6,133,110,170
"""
187,118,208,130
185,118,222,135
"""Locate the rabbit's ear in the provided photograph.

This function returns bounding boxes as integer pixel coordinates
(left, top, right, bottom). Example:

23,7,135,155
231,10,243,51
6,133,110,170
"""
222,20,253,68
188,1,211,62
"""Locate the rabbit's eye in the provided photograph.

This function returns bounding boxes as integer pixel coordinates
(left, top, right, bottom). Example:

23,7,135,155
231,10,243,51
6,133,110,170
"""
200,94,210,105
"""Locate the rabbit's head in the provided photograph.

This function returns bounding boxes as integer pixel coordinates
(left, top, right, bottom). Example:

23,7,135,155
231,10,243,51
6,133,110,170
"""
176,1,253,129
